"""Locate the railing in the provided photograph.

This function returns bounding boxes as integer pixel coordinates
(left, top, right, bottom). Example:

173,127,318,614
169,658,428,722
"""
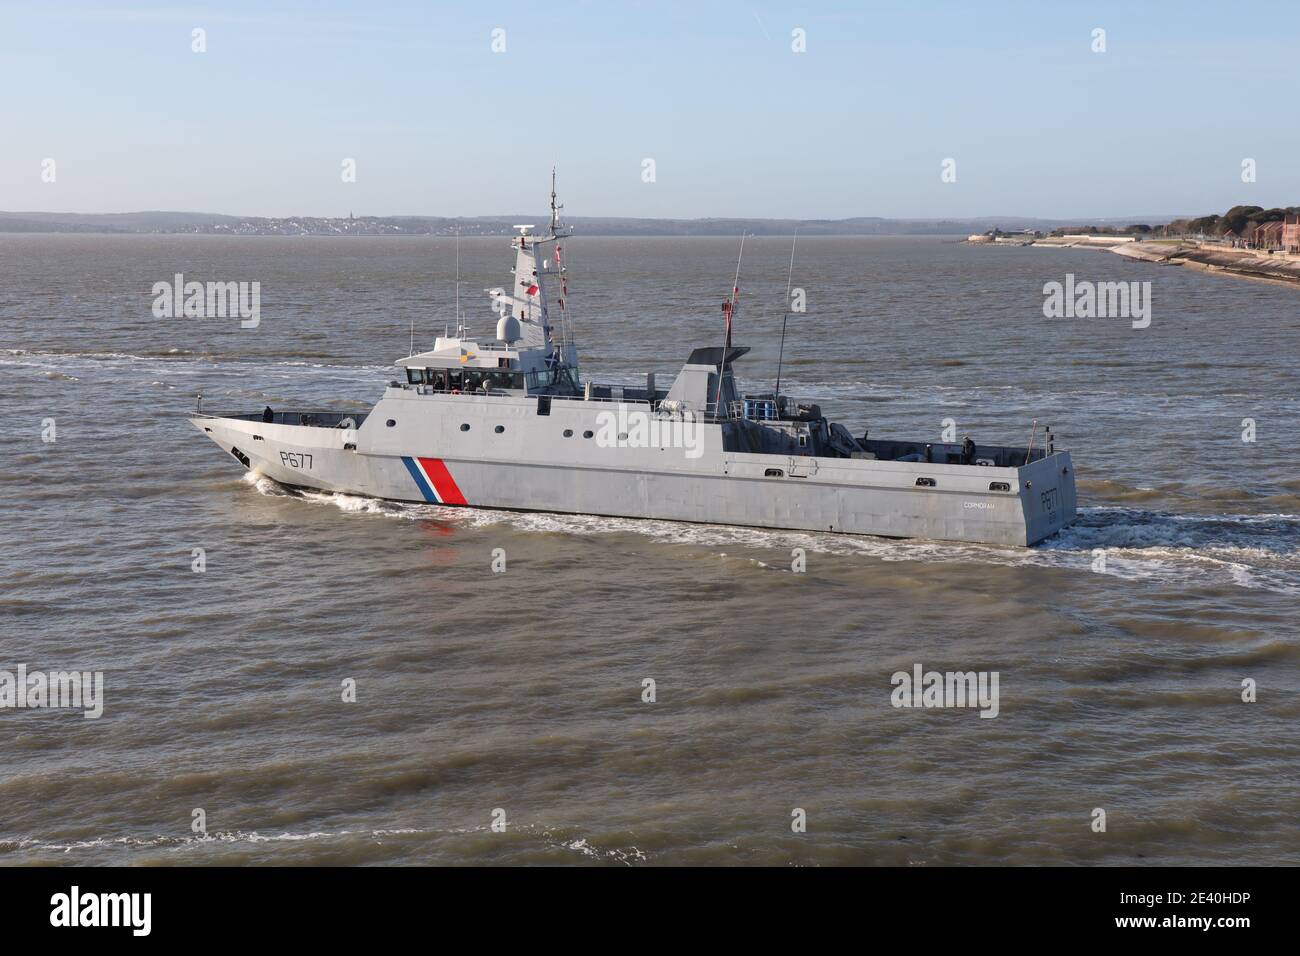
550,392,654,408
395,380,743,421
400,384,515,398
729,399,778,421
195,409,368,428
551,392,735,421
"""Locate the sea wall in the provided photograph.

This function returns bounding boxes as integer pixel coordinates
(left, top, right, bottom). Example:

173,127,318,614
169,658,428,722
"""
1119,241,1300,285
1021,237,1300,286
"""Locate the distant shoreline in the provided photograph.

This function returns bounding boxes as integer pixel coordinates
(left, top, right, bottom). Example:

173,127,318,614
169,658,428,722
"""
0,210,1185,239
0,230,977,240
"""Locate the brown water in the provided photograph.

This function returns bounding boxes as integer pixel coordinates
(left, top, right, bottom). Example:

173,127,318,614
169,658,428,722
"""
2,235,1297,865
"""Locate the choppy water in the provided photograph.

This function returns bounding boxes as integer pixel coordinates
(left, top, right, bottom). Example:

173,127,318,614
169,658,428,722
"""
2,234,1297,865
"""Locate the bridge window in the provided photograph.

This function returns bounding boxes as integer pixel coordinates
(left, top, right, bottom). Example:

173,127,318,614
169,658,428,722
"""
406,368,424,385
485,370,524,391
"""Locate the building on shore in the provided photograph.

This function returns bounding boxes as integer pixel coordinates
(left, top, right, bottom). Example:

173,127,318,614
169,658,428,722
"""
1253,220,1286,252
1284,214,1300,254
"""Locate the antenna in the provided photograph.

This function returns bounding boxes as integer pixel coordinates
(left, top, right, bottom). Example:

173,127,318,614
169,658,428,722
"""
713,233,747,415
454,225,464,338
774,229,798,401
549,165,562,237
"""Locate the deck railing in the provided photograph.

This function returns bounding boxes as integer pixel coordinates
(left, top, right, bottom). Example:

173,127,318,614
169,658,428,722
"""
195,409,367,428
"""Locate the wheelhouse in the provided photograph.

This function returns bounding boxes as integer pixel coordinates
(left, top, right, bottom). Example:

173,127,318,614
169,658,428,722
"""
403,366,526,394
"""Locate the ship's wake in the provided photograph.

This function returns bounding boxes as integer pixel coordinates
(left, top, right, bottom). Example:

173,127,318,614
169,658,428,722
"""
244,474,1299,595
2,825,648,865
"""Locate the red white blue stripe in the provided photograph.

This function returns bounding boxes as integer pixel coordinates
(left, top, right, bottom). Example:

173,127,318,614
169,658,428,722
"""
401,456,467,505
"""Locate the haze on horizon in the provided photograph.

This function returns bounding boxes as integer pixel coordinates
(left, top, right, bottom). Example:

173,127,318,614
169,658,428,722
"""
2,0,1297,221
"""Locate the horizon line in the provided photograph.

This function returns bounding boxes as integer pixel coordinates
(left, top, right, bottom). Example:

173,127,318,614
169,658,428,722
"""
1,209,1201,223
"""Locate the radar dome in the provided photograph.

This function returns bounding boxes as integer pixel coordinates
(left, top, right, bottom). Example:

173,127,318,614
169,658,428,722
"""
496,314,521,344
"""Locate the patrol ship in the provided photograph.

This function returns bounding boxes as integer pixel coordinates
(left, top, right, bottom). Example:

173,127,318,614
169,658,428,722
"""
191,180,1077,546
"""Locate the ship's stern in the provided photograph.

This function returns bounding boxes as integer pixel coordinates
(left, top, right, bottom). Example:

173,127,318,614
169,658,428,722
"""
1017,451,1077,545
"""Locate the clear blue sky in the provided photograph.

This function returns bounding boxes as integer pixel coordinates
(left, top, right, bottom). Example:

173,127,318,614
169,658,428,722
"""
2,1,1296,219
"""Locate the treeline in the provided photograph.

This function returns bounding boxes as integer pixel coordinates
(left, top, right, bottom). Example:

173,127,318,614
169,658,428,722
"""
1166,205,1299,237
1048,224,1154,237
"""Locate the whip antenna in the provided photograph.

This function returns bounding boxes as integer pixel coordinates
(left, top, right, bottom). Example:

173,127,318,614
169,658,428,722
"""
713,233,747,415
774,229,798,401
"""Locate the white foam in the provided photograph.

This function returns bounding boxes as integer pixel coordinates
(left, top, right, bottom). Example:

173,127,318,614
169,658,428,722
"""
245,476,1299,595
556,838,647,864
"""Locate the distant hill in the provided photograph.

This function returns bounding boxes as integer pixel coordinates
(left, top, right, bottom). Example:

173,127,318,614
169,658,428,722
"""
0,210,1183,237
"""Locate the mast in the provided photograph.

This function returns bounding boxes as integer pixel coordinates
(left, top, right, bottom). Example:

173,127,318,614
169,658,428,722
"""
549,167,564,355
487,171,576,370
713,233,747,416
548,166,576,359
550,166,560,236
774,229,798,400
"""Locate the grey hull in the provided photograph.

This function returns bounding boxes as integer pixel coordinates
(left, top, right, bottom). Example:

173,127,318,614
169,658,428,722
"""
192,390,1077,546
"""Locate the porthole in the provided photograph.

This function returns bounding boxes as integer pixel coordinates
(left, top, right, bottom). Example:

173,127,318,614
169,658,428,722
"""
617,432,628,441
494,425,505,434
563,429,573,437
989,481,1010,492
583,430,594,439
386,419,396,427
915,477,936,488
460,423,470,432
765,468,784,478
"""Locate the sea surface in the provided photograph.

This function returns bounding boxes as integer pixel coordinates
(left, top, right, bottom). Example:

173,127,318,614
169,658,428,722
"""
1,234,1297,865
